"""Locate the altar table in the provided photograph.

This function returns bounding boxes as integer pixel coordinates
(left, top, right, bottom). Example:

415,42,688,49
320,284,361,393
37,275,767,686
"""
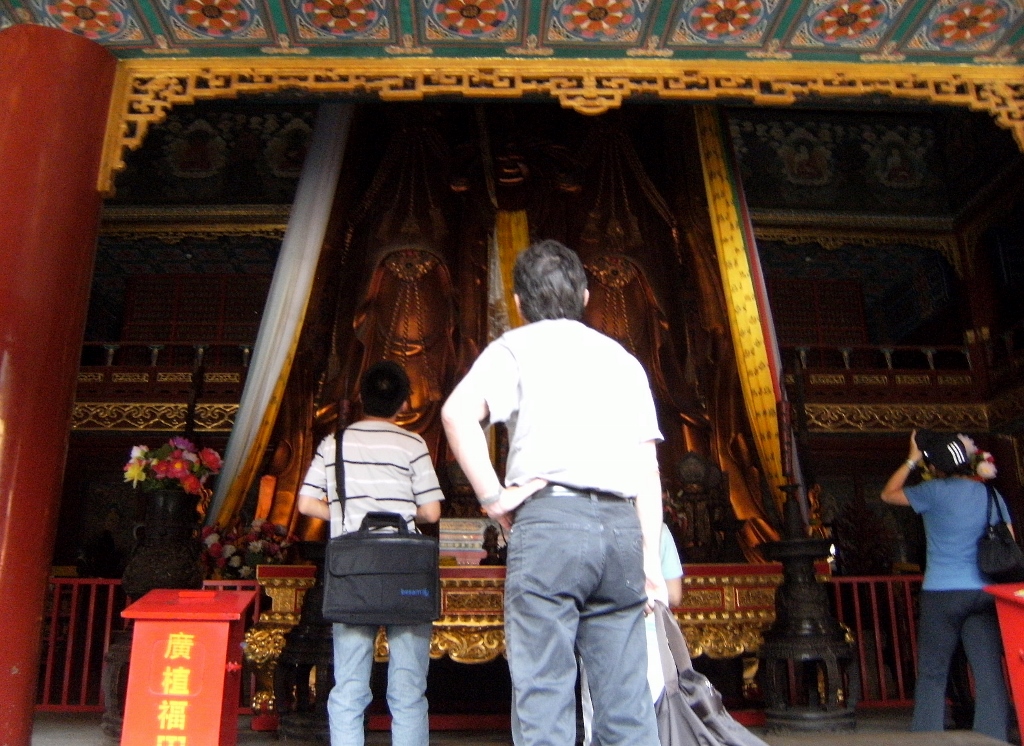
243,562,800,715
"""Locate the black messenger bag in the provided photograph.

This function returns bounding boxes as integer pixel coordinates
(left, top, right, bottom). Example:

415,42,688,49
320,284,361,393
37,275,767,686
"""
321,429,440,626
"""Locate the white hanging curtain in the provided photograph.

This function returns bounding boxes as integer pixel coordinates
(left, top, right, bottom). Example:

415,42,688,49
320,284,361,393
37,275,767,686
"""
207,102,354,527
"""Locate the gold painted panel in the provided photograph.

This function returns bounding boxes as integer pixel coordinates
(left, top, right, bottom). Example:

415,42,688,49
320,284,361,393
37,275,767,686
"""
895,374,931,385
810,374,847,385
853,375,889,385
737,587,776,608
937,374,972,385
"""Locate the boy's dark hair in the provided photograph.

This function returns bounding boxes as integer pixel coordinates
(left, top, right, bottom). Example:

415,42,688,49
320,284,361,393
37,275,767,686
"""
513,239,588,323
361,360,410,418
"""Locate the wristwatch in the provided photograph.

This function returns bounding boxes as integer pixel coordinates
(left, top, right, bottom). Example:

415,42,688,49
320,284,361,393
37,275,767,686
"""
479,490,502,507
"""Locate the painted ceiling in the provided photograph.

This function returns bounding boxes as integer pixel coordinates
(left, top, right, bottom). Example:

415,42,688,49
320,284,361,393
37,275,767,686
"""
1,0,1023,63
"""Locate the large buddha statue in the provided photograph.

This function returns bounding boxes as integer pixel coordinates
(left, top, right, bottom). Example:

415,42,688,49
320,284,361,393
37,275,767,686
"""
261,114,479,537
256,105,778,556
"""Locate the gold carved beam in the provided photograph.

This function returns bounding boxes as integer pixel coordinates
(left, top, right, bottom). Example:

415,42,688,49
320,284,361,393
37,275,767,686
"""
802,403,989,433
799,385,1024,433
100,58,1024,195
71,402,237,431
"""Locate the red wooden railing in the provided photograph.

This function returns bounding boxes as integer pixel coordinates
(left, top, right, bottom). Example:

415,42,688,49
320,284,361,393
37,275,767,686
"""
36,578,260,712
827,574,922,708
36,574,924,713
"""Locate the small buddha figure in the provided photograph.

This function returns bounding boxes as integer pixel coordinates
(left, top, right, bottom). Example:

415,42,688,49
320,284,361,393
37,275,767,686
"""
480,524,506,566
668,452,746,564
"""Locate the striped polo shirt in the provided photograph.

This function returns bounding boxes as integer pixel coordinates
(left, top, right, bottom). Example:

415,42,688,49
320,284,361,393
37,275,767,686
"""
299,420,444,537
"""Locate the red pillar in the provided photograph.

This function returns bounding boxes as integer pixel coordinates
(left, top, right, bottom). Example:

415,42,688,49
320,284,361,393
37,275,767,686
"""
0,25,116,745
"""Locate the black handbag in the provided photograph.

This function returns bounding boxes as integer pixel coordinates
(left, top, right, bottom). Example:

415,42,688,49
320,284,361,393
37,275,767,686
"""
977,482,1024,584
321,428,440,626
652,602,770,746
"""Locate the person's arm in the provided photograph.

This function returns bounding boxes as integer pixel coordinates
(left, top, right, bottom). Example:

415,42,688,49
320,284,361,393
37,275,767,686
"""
296,441,331,522
881,430,922,507
441,373,545,528
297,494,330,521
416,500,441,524
409,443,444,526
636,440,668,610
666,576,683,608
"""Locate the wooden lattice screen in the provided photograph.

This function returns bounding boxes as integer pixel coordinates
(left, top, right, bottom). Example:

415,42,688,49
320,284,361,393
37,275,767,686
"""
769,277,868,347
121,274,271,365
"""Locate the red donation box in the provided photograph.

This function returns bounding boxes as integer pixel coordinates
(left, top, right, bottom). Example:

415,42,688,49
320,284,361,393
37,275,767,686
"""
986,583,1024,729
120,589,257,746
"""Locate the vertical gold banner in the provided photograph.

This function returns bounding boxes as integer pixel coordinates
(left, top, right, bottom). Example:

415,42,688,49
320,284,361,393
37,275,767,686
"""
495,210,529,331
694,106,785,508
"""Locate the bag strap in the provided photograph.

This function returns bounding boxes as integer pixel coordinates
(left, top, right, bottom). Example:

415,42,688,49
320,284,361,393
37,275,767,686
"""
334,426,347,532
653,601,692,697
986,482,1009,527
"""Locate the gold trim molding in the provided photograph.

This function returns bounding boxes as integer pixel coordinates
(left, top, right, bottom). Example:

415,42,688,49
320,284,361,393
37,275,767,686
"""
100,58,1024,194
71,402,237,431
803,403,989,432
767,378,1024,432
100,204,290,241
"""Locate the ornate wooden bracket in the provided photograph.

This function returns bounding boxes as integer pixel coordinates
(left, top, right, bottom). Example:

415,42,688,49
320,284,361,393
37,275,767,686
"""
100,59,1024,195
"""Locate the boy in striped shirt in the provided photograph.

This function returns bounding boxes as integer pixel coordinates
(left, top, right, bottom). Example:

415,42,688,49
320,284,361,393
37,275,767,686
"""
298,360,443,746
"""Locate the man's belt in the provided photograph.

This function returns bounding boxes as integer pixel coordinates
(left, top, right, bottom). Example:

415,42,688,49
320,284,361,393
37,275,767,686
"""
531,484,633,503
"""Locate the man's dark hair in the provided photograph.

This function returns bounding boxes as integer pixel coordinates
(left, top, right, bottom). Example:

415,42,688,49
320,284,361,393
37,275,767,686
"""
513,239,588,323
361,360,411,418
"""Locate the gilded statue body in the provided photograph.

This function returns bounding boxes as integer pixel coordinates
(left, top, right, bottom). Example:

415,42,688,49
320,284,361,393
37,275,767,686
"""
343,246,459,461
255,106,779,556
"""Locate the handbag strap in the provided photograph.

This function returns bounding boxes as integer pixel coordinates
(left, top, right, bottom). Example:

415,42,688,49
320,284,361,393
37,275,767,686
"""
986,482,1009,527
334,426,348,532
653,601,692,697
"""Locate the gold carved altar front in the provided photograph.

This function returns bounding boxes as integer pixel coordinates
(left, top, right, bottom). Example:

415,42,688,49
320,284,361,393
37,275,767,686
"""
243,562,801,712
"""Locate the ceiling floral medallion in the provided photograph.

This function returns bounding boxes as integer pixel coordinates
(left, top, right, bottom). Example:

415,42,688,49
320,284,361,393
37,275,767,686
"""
687,0,763,40
929,0,1007,47
811,0,886,43
46,0,124,37
555,0,639,40
670,0,777,46
428,0,512,37
299,0,382,36
37,0,146,42
171,0,263,38
906,0,1017,52
789,0,901,48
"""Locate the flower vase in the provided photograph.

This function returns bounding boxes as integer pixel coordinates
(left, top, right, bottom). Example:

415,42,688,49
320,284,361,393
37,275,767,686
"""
121,487,204,600
104,487,206,738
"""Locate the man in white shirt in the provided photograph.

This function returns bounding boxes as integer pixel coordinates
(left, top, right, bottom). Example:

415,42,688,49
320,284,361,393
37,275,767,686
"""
442,239,666,746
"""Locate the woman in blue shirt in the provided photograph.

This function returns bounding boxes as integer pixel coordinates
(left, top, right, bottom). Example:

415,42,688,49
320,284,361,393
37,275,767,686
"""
881,429,1012,742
